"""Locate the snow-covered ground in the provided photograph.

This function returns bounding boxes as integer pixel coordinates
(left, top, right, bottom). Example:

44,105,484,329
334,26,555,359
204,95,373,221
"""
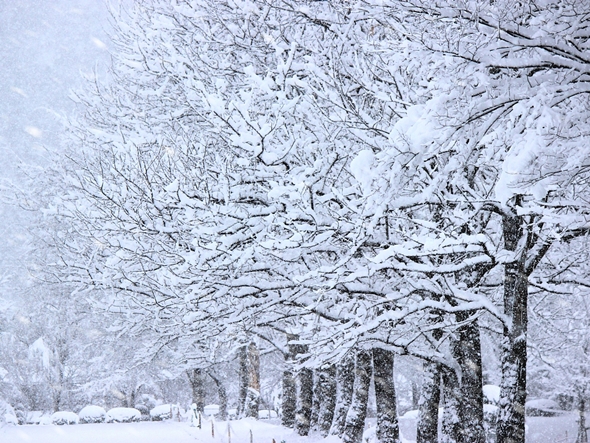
0,414,582,443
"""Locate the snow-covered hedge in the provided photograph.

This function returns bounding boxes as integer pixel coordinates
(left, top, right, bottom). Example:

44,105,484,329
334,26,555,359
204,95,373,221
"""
525,399,562,416
258,410,277,419
150,404,172,421
203,404,219,417
106,407,141,423
0,400,17,426
51,411,79,425
25,411,44,425
79,405,107,424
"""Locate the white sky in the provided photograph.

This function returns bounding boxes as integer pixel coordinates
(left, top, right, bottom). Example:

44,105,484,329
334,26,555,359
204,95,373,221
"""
0,0,112,298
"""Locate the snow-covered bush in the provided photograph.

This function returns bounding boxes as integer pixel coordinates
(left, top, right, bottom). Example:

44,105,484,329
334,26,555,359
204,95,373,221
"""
150,404,172,421
25,411,44,425
258,410,277,419
39,414,52,425
106,407,141,423
400,410,420,420
51,411,79,425
134,404,150,421
203,405,219,417
483,385,501,405
483,404,499,442
525,399,562,417
0,400,17,426
78,405,106,424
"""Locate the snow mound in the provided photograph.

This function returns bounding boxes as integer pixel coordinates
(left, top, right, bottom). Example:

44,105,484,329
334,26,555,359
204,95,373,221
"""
51,411,79,425
0,400,17,426
150,404,172,421
79,405,106,423
204,404,219,416
525,398,562,416
258,410,277,419
400,409,420,420
483,384,501,404
39,414,52,425
106,407,141,423
25,411,44,424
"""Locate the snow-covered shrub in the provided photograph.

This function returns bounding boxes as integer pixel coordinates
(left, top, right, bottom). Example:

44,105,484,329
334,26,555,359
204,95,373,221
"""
258,410,277,419
39,414,52,425
483,404,499,442
203,404,219,417
51,411,79,425
525,399,562,417
25,411,44,425
134,404,150,421
400,409,420,420
13,404,26,425
106,407,141,423
0,400,17,426
78,405,106,424
483,385,501,405
150,404,172,421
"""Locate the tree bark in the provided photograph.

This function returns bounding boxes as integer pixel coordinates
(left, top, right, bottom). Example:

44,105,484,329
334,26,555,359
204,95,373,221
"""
208,372,228,420
245,342,261,419
577,393,588,443
330,352,356,437
238,345,248,417
282,333,298,428
318,363,337,437
411,380,420,410
310,370,321,432
373,348,400,443
187,369,205,413
454,314,485,443
416,361,441,443
496,213,528,443
441,365,462,443
342,349,372,443
295,366,314,435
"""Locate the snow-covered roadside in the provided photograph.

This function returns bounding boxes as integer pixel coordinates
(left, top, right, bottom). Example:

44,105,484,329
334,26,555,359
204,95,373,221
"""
0,414,579,443
0,418,337,443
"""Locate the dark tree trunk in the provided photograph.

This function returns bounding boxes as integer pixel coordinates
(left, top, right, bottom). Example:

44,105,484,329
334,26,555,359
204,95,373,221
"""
373,348,400,443
577,393,588,443
187,369,205,413
330,352,355,437
411,380,420,410
295,366,314,435
576,390,588,443
455,314,485,443
318,364,337,437
208,372,228,420
245,342,261,419
497,213,528,443
342,349,373,443
282,333,299,428
238,345,248,417
441,365,462,443
310,370,321,431
416,361,441,443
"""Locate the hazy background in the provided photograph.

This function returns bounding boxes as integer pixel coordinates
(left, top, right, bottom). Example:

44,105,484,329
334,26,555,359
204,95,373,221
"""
0,0,112,299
